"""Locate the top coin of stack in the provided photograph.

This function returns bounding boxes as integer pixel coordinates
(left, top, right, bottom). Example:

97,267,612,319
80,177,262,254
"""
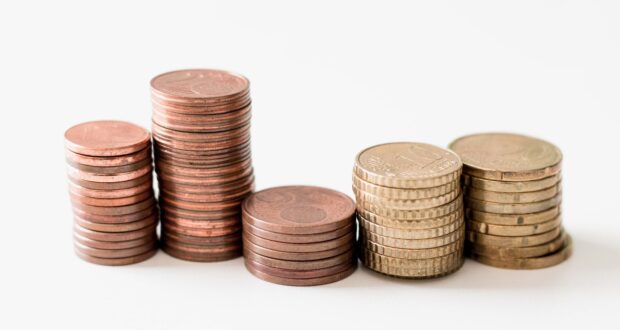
449,133,572,269
242,186,357,286
353,142,465,278
64,120,159,266
150,69,254,262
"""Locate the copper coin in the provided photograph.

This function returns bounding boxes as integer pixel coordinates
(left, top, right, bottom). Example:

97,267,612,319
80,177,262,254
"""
65,120,150,157
66,157,152,175
67,164,152,183
150,69,250,105
163,213,239,229
243,220,354,244
74,222,157,242
154,139,251,157
246,258,355,279
156,158,252,177
152,134,250,153
244,260,356,286
161,244,241,262
69,189,152,207
242,186,356,235
156,167,253,186
65,146,151,167
152,104,251,127
162,237,241,254
75,247,157,266
74,212,158,232
152,122,251,142
68,172,152,190
160,203,240,220
162,222,240,237
72,205,157,224
154,151,252,169
158,174,254,194
244,248,355,271
75,240,157,258
242,237,353,261
160,184,253,204
68,179,152,199
152,113,251,133
243,229,355,253
160,193,243,212
74,232,157,250
152,95,251,115
162,230,241,246
72,198,155,216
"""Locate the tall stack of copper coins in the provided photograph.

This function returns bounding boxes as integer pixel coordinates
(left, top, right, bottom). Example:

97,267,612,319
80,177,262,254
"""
353,142,465,278
242,186,357,286
449,133,572,269
150,69,254,262
65,121,159,266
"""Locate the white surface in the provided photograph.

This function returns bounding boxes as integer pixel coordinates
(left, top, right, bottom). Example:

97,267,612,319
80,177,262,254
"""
1,1,619,329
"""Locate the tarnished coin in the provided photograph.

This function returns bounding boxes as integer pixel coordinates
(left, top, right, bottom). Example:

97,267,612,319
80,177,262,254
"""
357,193,463,220
65,120,150,157
352,174,459,199
354,142,462,188
245,261,356,286
358,214,463,239
361,235,464,259
242,220,354,244
465,193,561,214
463,174,561,193
357,207,463,230
465,183,561,204
244,248,354,271
75,248,157,266
242,186,356,235
469,234,572,269
242,237,352,261
360,223,464,249
449,133,562,181
66,147,151,167
467,215,562,237
245,258,355,279
243,229,354,253
467,226,562,248
468,230,566,259
466,205,561,226
353,186,460,210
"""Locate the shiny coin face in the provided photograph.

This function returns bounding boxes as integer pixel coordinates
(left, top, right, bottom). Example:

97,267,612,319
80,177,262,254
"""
151,69,249,103
65,120,150,157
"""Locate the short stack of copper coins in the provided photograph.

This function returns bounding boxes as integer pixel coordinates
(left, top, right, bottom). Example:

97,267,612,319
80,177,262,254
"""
242,186,357,286
150,69,254,262
65,120,158,266
449,133,572,269
353,142,465,278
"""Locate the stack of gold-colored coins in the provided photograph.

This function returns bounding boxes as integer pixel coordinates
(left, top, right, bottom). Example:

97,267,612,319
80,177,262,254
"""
449,133,572,269
150,69,254,262
65,120,159,266
353,142,465,278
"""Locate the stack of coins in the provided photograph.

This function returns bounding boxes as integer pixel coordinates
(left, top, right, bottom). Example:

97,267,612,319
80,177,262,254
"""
449,133,572,269
353,142,465,278
65,120,158,266
242,186,357,286
150,69,254,262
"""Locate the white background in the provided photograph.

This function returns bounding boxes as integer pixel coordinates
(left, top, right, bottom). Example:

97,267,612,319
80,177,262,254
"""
1,1,619,329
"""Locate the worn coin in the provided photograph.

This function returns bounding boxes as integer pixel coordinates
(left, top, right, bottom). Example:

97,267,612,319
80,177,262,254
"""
467,215,562,236
463,173,561,193
466,226,562,248
465,193,561,214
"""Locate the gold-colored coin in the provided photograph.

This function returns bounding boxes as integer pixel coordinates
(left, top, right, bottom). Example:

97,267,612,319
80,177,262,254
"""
465,193,561,214
358,214,463,239
361,223,464,249
466,205,561,226
352,174,459,199
449,133,562,181
357,194,463,220
463,174,561,193
468,230,566,259
467,215,562,236
354,186,460,210
469,234,572,269
358,207,463,230
360,249,464,278
467,226,561,248
354,142,462,188
361,234,464,259
465,183,561,204
361,247,462,268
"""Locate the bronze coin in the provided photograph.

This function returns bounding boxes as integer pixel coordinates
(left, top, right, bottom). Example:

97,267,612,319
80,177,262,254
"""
162,237,241,254
244,247,355,271
65,120,150,157
243,229,355,253
160,203,240,220
152,95,251,115
152,114,251,133
158,174,254,194
156,167,253,186
152,122,251,142
74,212,158,232
160,184,253,204
156,158,252,177
161,244,241,262
72,197,155,216
245,258,355,279
75,247,157,266
154,148,251,168
75,240,157,259
242,186,356,235
467,230,567,259
244,260,356,286
162,222,240,237
74,232,157,250
242,219,355,244
65,146,151,167
242,237,353,261
150,69,250,105
152,105,251,128
162,230,241,246
152,132,250,152
68,172,152,190
163,213,240,229
74,222,157,242
72,205,157,224
68,179,152,199
66,157,152,175
159,193,243,212
67,164,152,183
69,189,152,207
153,139,251,157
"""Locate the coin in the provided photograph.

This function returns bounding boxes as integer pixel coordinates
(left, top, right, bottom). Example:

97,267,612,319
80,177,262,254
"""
357,207,463,230
162,231,241,246
362,255,464,279
244,248,354,271
245,258,355,279
361,235,464,259
74,232,157,250
75,240,157,259
358,214,463,239
465,183,561,204
69,189,152,207
66,157,152,175
463,173,561,193
74,222,158,242
353,187,460,210
162,238,241,255
72,197,155,216
67,164,152,183
354,142,462,188
74,213,157,232
449,133,562,181
243,220,354,244
162,214,239,229
466,226,561,248
357,193,463,220
468,230,566,259
162,222,241,237
68,173,152,190
65,120,151,157
353,174,460,199
161,245,242,262
68,180,152,199
74,248,157,266
361,223,464,249
160,203,240,220
360,247,463,269
465,193,561,214
243,229,354,253
72,206,157,224
466,205,561,225
242,237,352,261
66,146,151,167
467,215,562,236
244,261,356,286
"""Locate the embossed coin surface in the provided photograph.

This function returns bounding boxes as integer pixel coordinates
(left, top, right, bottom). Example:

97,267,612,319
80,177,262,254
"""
65,120,150,157
151,69,249,105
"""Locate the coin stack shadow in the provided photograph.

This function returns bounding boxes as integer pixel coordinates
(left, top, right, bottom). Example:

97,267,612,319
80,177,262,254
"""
450,133,572,269
353,142,465,278
65,121,159,266
242,186,357,286
150,69,254,262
